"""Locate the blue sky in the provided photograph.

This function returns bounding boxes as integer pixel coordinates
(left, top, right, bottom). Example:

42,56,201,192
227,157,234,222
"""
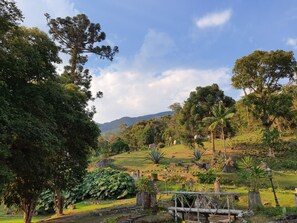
15,0,297,123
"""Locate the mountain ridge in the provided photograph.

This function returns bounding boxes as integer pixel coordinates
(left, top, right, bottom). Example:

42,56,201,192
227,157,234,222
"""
98,111,173,133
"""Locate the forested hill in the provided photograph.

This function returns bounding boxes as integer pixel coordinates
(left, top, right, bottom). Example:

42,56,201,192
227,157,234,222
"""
98,111,173,133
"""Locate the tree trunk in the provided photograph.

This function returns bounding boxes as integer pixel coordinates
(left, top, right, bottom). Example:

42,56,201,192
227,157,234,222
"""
143,192,151,209
22,200,36,223
222,127,226,160
248,191,263,210
54,188,64,216
214,180,220,193
211,131,215,153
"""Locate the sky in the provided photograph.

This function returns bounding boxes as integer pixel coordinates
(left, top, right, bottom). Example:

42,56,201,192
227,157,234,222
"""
14,0,297,123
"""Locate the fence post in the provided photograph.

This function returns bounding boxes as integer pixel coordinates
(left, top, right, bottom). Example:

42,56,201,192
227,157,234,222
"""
174,194,177,222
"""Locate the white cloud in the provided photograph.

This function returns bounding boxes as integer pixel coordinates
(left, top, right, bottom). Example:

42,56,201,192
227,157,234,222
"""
286,38,297,49
133,29,176,71
88,29,235,123
90,67,232,123
196,9,232,28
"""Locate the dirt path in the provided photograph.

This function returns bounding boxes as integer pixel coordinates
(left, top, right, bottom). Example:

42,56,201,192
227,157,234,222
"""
39,206,144,223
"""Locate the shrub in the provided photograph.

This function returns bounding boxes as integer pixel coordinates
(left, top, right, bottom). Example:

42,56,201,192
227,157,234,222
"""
82,168,136,200
136,177,156,194
110,138,129,154
38,168,136,212
196,170,216,184
147,148,165,164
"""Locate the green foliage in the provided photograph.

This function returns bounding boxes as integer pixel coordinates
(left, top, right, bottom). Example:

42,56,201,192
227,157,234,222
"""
147,149,165,164
46,13,118,99
196,170,216,184
232,50,296,129
237,156,254,169
237,156,267,192
262,128,282,150
122,119,168,151
135,177,156,194
203,101,234,156
110,138,129,154
79,168,135,200
193,149,201,161
36,168,135,213
255,206,297,219
231,100,262,134
36,190,55,214
0,0,23,34
180,84,235,149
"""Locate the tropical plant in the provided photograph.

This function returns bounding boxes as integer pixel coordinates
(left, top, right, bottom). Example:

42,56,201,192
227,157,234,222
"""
237,156,254,169
203,101,234,158
237,156,267,209
193,149,201,161
147,149,165,164
81,168,135,200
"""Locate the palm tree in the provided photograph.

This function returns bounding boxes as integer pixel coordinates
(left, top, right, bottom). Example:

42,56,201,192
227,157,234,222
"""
203,101,234,158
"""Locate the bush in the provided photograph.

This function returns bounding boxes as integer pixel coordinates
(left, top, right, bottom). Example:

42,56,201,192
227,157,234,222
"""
110,138,129,154
37,168,136,212
136,177,156,194
196,170,216,184
81,168,136,200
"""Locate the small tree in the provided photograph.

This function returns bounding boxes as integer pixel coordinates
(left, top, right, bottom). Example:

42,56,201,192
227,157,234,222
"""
203,101,234,158
237,156,267,209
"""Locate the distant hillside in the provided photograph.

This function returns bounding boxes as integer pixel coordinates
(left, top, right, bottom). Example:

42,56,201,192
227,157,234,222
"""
98,111,173,133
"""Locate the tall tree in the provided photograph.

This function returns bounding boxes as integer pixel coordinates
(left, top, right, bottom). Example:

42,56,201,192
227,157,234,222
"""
45,13,118,99
0,0,23,34
203,101,234,159
232,50,296,129
45,13,115,215
0,23,61,223
180,84,235,150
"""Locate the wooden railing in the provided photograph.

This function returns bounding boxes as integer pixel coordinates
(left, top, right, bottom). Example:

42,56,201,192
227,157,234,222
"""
162,191,244,223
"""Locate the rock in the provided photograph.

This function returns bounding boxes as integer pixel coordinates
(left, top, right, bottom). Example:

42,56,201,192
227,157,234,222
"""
222,164,237,173
96,159,112,168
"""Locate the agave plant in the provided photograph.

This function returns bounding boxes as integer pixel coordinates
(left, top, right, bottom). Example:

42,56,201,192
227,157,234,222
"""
237,156,254,169
193,148,201,161
147,148,165,164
